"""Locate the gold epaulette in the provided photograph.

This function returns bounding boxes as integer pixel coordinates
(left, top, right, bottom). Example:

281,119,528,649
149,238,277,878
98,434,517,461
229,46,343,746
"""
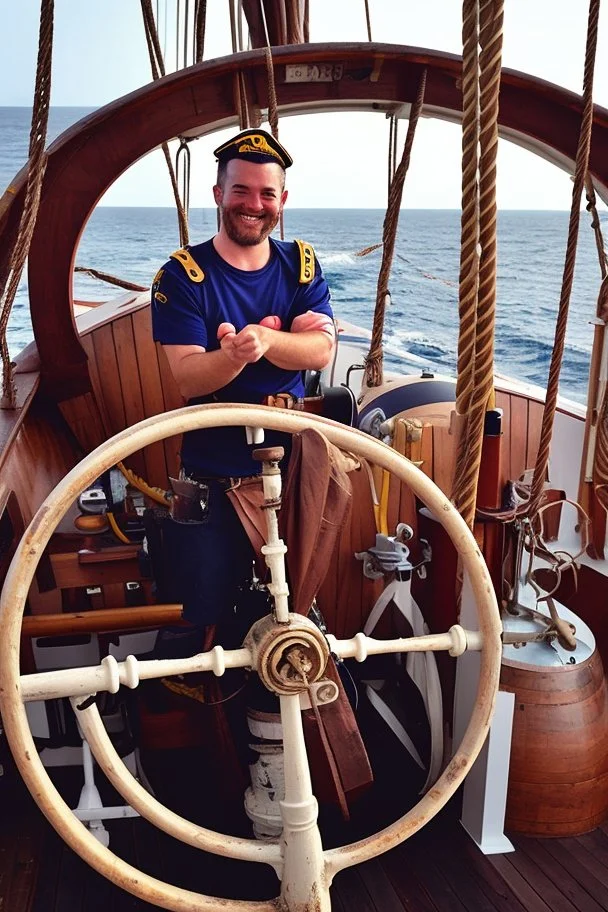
294,239,315,284
170,248,205,283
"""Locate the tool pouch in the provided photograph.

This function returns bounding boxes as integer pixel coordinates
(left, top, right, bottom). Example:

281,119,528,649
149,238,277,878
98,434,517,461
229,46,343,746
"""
168,476,210,523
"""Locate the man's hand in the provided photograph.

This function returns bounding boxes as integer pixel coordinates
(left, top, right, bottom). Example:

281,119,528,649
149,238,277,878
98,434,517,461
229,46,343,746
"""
217,322,270,365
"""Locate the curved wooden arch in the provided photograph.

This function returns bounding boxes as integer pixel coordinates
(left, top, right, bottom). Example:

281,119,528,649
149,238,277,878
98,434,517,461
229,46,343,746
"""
1,42,607,400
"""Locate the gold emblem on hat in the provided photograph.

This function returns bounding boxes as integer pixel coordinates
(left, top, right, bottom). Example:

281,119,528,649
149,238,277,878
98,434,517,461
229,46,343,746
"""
236,133,282,161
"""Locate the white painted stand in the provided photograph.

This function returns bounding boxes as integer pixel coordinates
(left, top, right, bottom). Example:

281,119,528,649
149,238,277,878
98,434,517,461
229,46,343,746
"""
454,571,514,854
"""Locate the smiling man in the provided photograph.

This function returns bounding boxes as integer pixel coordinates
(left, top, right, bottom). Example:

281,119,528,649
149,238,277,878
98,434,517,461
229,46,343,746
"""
150,128,335,631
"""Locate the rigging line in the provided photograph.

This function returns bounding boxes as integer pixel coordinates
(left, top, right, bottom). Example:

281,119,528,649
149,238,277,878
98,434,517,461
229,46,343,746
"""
176,0,181,71
364,69,428,390
451,0,504,529
578,178,608,518
237,0,244,52
364,0,372,41
194,0,206,61
140,0,189,244
528,0,602,520
184,0,190,69
0,0,54,409
260,2,284,238
451,0,481,513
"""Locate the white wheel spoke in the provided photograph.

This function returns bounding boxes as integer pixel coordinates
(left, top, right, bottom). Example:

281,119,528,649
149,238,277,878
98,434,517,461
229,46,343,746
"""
327,624,481,663
278,693,328,911
19,646,253,703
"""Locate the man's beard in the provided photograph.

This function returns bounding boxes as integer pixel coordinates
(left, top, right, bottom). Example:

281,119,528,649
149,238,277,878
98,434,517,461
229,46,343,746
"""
220,205,280,247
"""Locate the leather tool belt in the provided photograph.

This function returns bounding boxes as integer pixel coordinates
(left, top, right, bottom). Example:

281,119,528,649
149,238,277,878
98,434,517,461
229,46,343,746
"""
261,392,324,414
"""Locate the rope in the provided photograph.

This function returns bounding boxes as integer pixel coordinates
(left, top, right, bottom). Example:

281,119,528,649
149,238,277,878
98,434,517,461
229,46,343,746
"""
528,0,601,519
585,176,608,282
364,0,373,41
364,70,427,389
74,267,147,293
0,0,54,408
451,0,504,529
140,0,190,246
261,9,285,239
194,0,207,62
577,177,608,549
454,0,480,421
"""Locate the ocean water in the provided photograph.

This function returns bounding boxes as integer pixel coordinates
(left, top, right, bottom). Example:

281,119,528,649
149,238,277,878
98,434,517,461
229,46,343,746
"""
2,107,606,403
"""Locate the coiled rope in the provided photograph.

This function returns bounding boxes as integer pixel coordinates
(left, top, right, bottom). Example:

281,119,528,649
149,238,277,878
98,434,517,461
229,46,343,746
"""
0,0,54,408
364,69,427,388
527,0,601,520
450,0,504,529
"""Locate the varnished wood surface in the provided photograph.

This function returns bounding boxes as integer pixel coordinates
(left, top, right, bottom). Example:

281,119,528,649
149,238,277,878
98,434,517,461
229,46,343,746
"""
59,307,183,491
501,650,608,836
1,43,607,398
5,772,608,912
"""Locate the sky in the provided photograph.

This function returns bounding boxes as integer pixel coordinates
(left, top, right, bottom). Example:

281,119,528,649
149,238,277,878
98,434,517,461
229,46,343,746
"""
2,0,607,210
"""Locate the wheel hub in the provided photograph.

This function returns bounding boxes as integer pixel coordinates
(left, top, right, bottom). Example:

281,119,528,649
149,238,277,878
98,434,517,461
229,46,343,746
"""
246,614,329,695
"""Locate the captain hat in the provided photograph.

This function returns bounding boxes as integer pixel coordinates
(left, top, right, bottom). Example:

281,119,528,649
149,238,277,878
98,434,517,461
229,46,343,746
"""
213,128,293,169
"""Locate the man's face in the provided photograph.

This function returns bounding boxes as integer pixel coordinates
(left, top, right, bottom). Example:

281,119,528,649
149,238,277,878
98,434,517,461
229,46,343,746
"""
213,159,288,247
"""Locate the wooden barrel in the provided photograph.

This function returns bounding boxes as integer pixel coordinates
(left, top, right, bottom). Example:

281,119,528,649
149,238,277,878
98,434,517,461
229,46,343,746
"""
501,646,608,836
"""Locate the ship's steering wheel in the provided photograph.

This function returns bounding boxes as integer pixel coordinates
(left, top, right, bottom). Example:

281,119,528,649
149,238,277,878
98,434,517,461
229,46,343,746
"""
0,405,502,912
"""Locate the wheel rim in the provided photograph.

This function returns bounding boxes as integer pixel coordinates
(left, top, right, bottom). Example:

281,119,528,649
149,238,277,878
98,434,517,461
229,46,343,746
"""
0,404,502,909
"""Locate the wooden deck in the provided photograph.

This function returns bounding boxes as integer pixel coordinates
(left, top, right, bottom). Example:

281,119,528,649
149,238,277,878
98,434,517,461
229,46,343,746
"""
1,688,607,911
3,775,608,912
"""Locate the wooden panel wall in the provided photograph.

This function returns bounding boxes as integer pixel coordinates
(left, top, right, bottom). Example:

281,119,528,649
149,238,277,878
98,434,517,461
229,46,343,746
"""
495,389,545,488
60,306,184,490
0,399,82,613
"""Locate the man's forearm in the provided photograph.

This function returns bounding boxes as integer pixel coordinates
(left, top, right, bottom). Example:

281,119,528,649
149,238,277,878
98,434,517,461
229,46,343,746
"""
169,348,245,400
263,328,334,371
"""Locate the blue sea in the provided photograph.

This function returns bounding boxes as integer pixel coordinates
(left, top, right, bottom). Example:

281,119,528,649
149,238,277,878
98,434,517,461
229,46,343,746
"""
2,106,605,403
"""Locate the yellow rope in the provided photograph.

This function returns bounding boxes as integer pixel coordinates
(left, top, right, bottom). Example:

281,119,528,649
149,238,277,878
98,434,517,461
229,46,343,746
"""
117,461,170,506
107,511,131,545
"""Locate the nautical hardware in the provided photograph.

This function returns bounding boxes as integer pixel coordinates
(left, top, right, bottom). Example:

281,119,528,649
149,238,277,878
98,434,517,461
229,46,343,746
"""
0,405,501,911
356,532,413,580
358,406,388,441
246,613,329,695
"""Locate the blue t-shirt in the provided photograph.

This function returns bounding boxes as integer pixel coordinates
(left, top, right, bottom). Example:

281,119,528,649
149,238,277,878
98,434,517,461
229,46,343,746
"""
151,237,333,476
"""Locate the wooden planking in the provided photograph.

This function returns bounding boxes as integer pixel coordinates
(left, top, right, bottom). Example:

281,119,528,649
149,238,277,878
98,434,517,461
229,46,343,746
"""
509,394,530,482
431,424,454,497
1,403,79,527
91,322,126,433
49,552,143,590
487,854,556,912
156,340,183,479
80,333,113,437
526,398,545,469
513,836,605,912
58,391,106,455
132,307,171,488
357,858,406,912
111,315,147,478
533,836,608,909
